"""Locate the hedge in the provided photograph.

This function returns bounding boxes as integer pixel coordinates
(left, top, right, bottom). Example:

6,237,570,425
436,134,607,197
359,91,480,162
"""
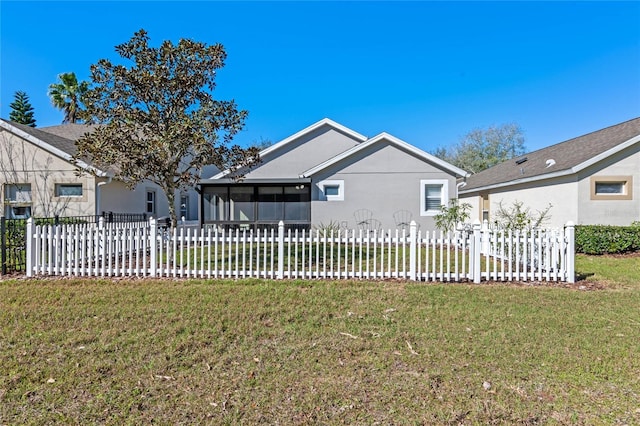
575,223,640,255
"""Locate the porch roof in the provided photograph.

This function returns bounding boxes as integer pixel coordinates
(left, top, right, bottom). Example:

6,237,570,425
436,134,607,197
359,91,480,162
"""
199,177,312,185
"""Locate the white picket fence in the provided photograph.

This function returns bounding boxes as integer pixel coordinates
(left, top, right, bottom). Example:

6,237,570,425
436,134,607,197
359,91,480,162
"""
25,218,575,283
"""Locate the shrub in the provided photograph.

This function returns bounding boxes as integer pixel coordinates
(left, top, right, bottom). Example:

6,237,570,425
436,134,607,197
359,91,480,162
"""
575,224,640,254
434,199,471,232
493,200,552,231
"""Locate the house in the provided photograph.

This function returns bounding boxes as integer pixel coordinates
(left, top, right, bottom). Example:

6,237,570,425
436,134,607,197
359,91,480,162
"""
459,117,640,228
0,119,200,220
199,118,468,231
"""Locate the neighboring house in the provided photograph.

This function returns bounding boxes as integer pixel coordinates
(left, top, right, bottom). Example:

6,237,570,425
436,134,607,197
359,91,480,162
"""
199,118,468,231
0,119,200,220
459,117,640,228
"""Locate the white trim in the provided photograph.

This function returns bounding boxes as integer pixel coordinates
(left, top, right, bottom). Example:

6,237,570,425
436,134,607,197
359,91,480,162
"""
420,179,449,216
210,118,368,179
301,132,469,178
0,119,108,177
318,179,344,201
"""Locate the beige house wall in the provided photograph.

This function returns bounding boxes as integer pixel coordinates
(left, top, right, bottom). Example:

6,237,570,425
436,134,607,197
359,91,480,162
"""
576,144,640,225
460,176,579,229
0,129,98,217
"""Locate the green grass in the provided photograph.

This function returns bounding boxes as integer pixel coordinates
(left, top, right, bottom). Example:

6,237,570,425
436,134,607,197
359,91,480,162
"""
1,259,639,424
575,253,640,289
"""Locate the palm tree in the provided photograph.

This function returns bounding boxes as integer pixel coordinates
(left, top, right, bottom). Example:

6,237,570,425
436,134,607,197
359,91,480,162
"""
48,72,89,123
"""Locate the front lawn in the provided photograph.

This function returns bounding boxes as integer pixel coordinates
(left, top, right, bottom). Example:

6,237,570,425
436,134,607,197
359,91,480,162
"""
1,263,639,423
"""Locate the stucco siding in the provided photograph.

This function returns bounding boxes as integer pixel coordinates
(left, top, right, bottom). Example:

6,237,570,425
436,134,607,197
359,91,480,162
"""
244,125,362,179
310,142,457,230
461,176,579,229
576,145,640,225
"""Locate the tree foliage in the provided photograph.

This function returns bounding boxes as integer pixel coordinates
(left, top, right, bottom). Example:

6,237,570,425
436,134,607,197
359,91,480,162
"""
433,123,526,174
48,72,88,123
434,199,471,232
75,29,259,225
9,91,36,127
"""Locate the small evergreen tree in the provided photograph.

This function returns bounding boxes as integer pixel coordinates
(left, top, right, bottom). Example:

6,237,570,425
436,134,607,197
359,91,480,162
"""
9,91,36,127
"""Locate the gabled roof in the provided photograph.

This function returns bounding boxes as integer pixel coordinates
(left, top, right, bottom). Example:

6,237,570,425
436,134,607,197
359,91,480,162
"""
211,118,367,179
300,132,469,178
459,117,640,194
0,119,107,176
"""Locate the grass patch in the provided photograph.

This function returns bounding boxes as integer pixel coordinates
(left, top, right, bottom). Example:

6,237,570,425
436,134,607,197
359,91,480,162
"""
576,253,640,289
1,275,639,424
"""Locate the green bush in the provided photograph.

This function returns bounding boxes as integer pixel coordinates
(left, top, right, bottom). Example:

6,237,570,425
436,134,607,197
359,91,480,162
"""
575,224,640,254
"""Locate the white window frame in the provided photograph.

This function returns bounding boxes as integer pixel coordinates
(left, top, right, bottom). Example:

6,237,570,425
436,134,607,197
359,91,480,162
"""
318,180,344,201
146,190,156,215
420,179,449,216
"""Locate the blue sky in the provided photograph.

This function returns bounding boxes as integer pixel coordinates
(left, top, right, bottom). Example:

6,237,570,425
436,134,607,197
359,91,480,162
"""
1,1,639,153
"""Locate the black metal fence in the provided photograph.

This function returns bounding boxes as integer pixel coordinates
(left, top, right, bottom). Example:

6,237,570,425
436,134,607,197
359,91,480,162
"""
1,212,148,275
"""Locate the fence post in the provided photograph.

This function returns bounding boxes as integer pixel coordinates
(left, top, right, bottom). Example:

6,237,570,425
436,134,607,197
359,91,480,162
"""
409,220,417,281
472,220,482,283
565,221,575,283
149,217,157,277
277,221,284,279
1,217,5,275
25,217,34,277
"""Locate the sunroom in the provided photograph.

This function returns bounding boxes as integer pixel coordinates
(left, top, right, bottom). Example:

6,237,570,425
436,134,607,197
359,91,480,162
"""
199,179,311,230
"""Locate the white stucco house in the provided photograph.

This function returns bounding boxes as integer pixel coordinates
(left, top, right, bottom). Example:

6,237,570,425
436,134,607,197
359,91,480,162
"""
0,119,200,220
199,118,469,231
459,117,640,228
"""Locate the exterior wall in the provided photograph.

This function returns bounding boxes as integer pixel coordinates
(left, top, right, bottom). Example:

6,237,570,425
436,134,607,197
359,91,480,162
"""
0,129,98,217
243,125,362,179
476,177,578,229
310,142,458,230
576,144,640,225
99,180,200,221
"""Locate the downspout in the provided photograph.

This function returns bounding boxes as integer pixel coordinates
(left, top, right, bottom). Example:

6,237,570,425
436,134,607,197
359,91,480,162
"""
95,176,113,217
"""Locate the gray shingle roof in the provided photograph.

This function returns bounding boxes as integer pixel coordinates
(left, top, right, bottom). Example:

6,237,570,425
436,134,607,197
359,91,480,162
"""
460,117,640,192
38,123,97,143
1,119,91,157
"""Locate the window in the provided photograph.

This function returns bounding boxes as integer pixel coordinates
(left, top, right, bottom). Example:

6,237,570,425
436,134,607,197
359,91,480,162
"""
420,179,448,216
146,190,156,214
229,187,255,221
4,184,32,219
595,182,623,194
591,176,632,200
202,185,310,225
55,183,83,197
5,184,31,203
180,195,189,220
481,193,490,222
318,180,344,201
284,186,310,221
258,187,283,221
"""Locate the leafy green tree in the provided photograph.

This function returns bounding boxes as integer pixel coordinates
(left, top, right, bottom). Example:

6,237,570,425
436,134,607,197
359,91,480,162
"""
75,29,260,225
8,91,36,127
434,199,471,232
48,72,89,123
433,123,526,174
